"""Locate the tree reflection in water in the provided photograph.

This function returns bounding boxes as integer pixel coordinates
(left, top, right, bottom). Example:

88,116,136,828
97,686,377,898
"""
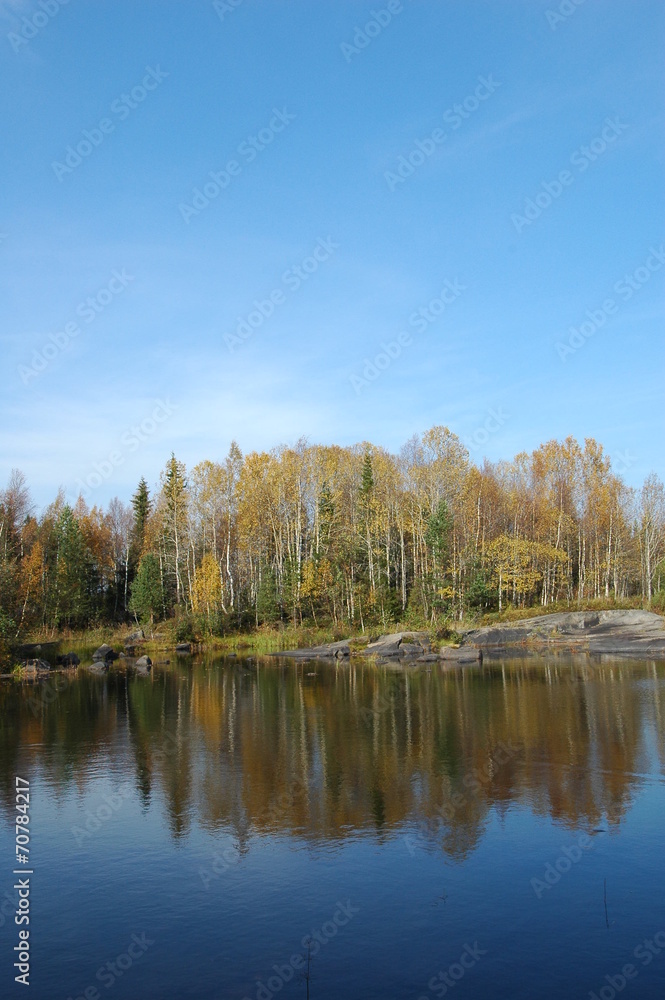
1,656,663,858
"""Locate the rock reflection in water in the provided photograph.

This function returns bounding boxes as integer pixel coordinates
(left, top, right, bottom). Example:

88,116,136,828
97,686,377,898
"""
1,656,663,859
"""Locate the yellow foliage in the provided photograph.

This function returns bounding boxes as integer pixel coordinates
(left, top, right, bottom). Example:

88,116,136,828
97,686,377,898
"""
191,553,222,615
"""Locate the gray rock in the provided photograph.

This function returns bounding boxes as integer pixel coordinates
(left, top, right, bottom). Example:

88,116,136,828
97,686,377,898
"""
57,652,80,667
87,662,109,674
275,632,434,661
438,646,483,664
175,642,192,653
272,639,351,660
135,655,152,668
124,629,145,643
364,632,430,657
398,642,423,657
460,610,665,658
22,658,52,672
92,644,118,662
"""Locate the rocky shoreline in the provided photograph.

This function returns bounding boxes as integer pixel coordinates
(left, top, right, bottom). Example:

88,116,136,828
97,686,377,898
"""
273,611,665,663
8,630,168,679
6,610,664,680
460,610,665,658
273,631,482,664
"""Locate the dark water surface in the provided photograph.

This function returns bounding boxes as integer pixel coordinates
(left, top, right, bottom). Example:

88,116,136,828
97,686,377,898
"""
1,654,664,999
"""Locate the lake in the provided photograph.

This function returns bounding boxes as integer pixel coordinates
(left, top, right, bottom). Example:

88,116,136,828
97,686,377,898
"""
1,654,664,999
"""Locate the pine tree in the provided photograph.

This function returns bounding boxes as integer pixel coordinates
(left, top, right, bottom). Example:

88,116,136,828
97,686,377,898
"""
317,480,334,554
129,553,163,630
256,563,279,624
161,455,188,606
131,477,151,558
426,499,452,563
359,452,376,596
425,499,454,618
360,452,374,503
55,506,90,627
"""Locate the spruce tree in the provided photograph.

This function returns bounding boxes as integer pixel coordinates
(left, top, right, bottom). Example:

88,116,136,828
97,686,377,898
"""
161,454,188,606
360,452,374,503
131,477,151,558
129,553,163,629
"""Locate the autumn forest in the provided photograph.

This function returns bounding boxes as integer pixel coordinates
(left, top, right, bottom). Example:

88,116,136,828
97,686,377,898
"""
1,427,664,646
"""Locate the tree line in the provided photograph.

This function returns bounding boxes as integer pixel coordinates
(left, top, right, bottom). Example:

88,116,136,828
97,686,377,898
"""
1,428,664,642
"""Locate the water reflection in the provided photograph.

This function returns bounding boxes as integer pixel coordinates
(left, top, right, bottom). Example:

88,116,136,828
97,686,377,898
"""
1,657,663,858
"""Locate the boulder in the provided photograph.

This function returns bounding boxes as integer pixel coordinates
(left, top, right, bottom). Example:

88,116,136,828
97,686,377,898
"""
135,655,152,668
438,646,483,664
460,610,665,659
398,643,423,658
57,652,80,667
92,644,118,662
175,642,192,654
124,629,145,643
364,632,430,657
87,661,109,674
364,634,402,656
271,639,351,660
22,658,52,672
274,633,434,660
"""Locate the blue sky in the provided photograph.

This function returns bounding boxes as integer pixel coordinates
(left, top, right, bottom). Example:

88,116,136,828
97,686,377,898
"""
1,0,663,508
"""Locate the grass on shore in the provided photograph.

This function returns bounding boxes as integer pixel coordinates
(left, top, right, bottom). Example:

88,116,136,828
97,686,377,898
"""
14,596,662,659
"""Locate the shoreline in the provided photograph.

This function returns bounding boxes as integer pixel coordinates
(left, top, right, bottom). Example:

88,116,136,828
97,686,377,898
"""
5,608,665,678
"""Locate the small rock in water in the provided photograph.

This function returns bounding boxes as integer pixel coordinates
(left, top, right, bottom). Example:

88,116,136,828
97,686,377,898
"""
57,651,80,667
92,644,118,662
22,658,52,672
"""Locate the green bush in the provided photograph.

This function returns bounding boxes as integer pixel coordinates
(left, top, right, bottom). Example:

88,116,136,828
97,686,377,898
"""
174,607,196,642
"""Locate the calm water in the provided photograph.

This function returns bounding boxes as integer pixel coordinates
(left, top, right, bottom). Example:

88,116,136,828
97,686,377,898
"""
1,654,665,999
